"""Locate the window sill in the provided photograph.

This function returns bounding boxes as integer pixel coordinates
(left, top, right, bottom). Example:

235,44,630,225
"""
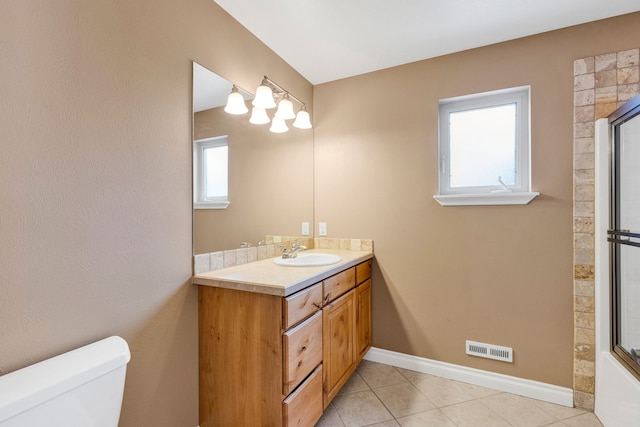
194,201,230,210
433,192,539,207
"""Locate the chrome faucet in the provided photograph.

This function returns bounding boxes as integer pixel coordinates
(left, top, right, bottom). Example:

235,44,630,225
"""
280,241,308,259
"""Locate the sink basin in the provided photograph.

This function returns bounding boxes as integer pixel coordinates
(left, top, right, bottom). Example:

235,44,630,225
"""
273,253,341,267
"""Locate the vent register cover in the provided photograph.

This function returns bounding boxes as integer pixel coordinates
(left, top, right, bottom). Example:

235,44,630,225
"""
466,340,513,363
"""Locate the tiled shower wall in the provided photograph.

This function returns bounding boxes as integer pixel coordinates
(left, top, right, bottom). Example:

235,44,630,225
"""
573,48,640,409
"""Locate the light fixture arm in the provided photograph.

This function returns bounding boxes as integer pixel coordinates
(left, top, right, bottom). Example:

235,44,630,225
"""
261,76,308,109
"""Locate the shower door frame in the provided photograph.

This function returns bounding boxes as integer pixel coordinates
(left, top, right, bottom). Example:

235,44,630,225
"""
608,93,640,381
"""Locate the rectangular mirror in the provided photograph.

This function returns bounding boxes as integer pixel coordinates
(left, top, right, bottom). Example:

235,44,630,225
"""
192,62,314,254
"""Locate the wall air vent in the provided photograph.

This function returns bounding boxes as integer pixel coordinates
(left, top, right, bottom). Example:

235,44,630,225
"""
466,340,513,363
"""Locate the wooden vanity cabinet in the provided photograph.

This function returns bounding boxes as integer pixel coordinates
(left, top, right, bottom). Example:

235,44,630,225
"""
322,259,373,407
198,259,372,427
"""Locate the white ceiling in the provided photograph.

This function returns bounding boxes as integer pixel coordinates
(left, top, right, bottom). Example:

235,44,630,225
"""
214,0,640,85
193,62,253,112
193,62,233,112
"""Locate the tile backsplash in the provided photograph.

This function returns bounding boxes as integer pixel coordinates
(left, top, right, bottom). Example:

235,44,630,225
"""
193,236,373,275
314,237,373,251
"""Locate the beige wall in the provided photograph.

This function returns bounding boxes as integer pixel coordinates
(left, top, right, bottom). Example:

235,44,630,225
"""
0,1,310,426
314,12,640,388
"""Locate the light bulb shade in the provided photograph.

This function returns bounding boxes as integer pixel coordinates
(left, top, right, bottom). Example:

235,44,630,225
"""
249,107,270,125
224,86,248,115
293,109,312,129
275,96,296,120
252,85,276,109
270,116,289,133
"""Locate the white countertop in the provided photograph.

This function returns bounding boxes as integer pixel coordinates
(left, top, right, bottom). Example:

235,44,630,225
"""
192,249,374,296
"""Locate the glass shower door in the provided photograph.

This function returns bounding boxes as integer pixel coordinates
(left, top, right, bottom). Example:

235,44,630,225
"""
609,94,640,378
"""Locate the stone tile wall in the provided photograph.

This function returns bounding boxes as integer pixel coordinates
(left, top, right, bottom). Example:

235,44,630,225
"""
573,48,640,409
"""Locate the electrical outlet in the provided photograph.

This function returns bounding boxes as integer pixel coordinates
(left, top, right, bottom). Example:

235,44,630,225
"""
319,222,327,236
301,222,310,236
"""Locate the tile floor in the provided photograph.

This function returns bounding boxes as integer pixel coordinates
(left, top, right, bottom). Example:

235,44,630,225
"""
316,360,604,427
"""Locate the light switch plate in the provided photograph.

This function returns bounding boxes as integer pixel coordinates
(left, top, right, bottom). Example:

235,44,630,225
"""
302,222,310,236
319,222,327,236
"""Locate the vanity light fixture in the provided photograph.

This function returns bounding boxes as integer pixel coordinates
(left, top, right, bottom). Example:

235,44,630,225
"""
249,106,270,125
270,116,289,133
253,77,277,109
275,94,296,120
224,75,313,133
223,85,249,115
292,105,312,129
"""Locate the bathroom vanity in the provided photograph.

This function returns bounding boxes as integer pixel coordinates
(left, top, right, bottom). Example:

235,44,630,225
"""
193,249,373,427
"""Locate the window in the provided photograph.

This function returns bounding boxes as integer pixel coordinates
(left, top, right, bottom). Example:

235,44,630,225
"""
434,86,538,206
194,136,230,209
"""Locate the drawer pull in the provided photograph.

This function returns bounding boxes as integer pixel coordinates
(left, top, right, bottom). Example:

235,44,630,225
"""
312,302,321,309
301,346,307,352
324,294,331,304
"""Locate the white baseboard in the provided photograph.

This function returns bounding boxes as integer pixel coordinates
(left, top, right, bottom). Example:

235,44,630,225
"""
363,347,574,407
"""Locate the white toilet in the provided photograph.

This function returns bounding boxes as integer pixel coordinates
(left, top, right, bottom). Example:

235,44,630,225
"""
0,336,131,427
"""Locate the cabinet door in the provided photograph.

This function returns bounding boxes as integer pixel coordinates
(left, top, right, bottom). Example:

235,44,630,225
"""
356,279,372,361
322,290,356,407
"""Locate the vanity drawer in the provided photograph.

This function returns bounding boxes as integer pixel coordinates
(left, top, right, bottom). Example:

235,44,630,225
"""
355,260,372,285
283,311,323,395
323,267,355,305
283,364,323,427
283,283,322,329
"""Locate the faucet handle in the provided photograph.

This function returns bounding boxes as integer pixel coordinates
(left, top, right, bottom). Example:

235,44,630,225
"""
280,244,293,259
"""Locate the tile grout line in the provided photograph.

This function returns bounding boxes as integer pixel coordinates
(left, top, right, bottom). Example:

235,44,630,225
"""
321,361,602,426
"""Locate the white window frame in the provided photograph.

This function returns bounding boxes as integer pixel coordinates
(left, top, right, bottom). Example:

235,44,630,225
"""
193,136,230,209
434,86,538,206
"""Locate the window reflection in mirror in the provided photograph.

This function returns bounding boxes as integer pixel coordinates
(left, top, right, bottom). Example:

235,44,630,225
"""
192,62,314,254
194,136,229,209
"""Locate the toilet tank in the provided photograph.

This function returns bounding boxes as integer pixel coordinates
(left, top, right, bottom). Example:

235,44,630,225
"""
0,336,131,427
